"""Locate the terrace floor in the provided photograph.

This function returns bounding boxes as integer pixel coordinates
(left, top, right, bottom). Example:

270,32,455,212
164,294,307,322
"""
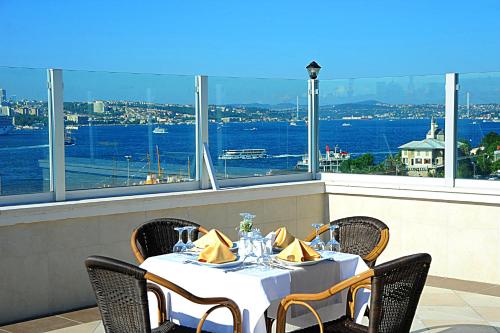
2,281,500,333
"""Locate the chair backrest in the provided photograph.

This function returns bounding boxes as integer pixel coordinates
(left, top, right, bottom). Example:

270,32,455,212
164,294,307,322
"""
132,218,202,261
335,216,389,267
85,255,151,333
368,253,431,333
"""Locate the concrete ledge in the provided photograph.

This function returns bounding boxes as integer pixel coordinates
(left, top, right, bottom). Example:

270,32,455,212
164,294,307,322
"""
0,180,325,226
325,183,500,205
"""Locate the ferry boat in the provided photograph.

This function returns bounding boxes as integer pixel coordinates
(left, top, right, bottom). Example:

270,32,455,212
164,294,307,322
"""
153,127,167,134
220,149,267,160
296,145,350,172
0,116,14,135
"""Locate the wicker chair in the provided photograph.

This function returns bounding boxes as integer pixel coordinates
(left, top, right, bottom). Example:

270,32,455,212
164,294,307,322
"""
85,255,242,333
304,216,389,268
275,253,431,333
304,216,390,318
131,218,209,264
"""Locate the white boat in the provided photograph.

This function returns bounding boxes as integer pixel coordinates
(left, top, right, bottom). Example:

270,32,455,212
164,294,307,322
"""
296,145,350,172
220,149,267,160
65,125,79,130
153,127,167,134
0,116,14,135
342,123,351,127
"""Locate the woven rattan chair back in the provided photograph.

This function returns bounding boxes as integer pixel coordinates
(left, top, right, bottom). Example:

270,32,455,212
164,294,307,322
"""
85,255,152,333
368,253,431,333
335,216,389,268
132,218,203,262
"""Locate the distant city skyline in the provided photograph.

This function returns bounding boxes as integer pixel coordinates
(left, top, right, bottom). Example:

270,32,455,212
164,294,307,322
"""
1,0,500,80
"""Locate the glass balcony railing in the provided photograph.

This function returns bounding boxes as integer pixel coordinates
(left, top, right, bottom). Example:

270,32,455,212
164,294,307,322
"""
0,66,50,196
63,70,196,191
456,72,500,181
319,74,446,177
1,67,498,205
208,76,308,179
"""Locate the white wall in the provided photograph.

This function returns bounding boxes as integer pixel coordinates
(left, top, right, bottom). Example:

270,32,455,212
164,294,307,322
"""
328,193,500,284
0,190,327,324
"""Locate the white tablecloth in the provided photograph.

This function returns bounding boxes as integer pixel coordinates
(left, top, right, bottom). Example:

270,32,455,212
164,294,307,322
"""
141,252,369,333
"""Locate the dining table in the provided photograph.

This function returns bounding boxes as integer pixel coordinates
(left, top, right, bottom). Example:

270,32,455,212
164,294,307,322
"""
140,251,370,333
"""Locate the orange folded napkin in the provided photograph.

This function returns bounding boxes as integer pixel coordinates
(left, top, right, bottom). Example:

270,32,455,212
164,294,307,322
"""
277,239,321,262
194,229,232,249
273,227,295,248
197,242,236,264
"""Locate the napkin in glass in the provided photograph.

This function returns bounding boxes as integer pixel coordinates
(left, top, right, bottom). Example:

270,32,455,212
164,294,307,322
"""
197,242,236,264
273,227,295,248
277,239,321,262
194,229,232,248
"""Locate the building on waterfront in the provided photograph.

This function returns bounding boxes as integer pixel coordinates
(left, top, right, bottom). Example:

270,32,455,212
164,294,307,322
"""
93,101,105,113
0,89,6,105
66,114,90,125
1,106,11,116
494,147,500,162
399,117,445,177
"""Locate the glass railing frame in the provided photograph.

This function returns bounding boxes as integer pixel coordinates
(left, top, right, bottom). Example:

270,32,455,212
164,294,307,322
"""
1,69,498,207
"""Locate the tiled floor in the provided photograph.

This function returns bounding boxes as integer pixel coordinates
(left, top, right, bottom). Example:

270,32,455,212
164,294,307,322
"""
1,286,499,333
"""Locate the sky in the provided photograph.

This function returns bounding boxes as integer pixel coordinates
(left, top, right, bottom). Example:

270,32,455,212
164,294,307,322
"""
0,0,499,104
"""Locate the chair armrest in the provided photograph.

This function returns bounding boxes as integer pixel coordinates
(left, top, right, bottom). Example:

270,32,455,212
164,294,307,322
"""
276,269,374,333
304,224,330,242
363,228,389,263
131,229,145,264
147,282,167,325
145,272,242,333
198,226,209,234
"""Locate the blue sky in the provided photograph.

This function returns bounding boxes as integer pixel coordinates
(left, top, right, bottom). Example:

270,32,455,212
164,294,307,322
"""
1,0,500,79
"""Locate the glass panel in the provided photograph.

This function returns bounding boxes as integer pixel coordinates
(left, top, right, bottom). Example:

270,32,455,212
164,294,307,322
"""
0,67,50,196
457,72,500,181
208,76,308,179
319,74,446,177
63,70,195,191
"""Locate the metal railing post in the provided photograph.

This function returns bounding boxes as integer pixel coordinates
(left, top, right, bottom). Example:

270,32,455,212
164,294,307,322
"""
47,69,66,201
195,75,211,189
445,73,459,186
308,79,319,177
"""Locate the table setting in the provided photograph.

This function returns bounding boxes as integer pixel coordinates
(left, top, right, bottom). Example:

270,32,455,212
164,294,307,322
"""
140,213,370,333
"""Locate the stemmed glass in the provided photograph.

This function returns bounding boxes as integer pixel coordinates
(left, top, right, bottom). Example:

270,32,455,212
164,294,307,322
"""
255,235,272,270
184,226,196,250
310,223,325,251
173,227,186,253
326,224,341,252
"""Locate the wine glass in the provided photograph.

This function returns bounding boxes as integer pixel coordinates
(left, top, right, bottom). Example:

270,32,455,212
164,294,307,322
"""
310,223,325,251
326,224,341,252
173,227,186,253
256,235,272,270
184,226,196,250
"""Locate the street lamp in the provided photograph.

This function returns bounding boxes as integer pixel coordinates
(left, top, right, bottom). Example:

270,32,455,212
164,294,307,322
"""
306,61,321,80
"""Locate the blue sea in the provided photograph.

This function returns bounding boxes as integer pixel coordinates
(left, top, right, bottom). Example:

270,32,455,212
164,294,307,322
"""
1,119,499,196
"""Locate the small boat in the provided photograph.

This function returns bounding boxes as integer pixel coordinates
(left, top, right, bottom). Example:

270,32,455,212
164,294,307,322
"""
65,125,79,130
64,131,75,146
153,127,167,134
220,149,267,160
342,123,351,127
289,121,297,126
244,127,257,131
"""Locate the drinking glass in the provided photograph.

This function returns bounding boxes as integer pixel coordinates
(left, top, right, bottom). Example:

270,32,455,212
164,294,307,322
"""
184,226,196,250
256,236,272,269
173,227,186,253
326,224,341,252
310,223,325,251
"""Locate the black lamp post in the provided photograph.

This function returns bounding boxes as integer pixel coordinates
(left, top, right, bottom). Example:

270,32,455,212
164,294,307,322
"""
306,61,321,80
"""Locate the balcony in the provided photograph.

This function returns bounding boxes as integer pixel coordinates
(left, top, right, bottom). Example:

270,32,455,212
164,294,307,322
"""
0,66,499,332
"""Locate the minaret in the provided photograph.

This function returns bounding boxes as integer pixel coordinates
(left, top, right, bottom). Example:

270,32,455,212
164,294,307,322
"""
427,116,437,139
